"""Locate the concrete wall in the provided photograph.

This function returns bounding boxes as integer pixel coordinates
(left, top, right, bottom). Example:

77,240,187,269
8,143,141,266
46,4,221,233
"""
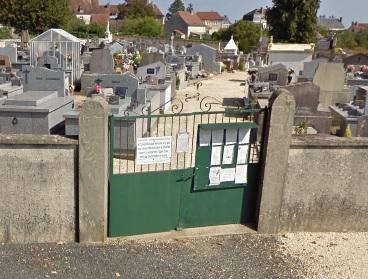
279,135,368,232
258,91,368,233
0,134,78,243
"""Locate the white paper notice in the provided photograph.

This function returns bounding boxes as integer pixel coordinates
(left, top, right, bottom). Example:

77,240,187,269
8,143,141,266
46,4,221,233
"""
177,132,189,153
211,129,224,146
235,165,248,184
222,145,235,165
239,128,251,144
226,129,238,144
209,167,221,186
211,146,222,166
220,168,236,182
136,136,172,165
237,145,249,164
199,129,211,146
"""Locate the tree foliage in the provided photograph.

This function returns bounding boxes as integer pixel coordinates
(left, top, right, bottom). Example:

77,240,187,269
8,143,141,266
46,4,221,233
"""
118,0,155,19
267,0,320,43
0,0,72,34
120,17,162,37
186,3,194,13
65,18,106,38
336,30,368,50
212,21,261,53
168,0,185,15
0,27,12,39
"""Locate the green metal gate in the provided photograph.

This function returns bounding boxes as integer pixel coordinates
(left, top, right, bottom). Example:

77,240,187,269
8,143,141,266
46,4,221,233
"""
108,98,268,237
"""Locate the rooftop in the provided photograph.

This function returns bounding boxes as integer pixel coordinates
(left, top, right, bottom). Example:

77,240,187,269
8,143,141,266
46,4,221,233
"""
317,16,345,31
268,43,315,53
176,11,204,27
196,11,224,21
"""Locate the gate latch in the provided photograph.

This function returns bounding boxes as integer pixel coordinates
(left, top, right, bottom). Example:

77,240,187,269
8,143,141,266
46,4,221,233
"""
177,173,196,182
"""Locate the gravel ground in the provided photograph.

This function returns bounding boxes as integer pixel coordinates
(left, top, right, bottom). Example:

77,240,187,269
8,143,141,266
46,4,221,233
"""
1,232,367,278
0,234,302,279
279,232,368,279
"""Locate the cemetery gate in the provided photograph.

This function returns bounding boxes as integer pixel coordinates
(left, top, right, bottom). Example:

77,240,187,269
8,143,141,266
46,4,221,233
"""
108,97,268,237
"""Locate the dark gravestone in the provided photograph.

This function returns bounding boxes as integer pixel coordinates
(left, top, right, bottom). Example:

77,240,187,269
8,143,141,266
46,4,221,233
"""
283,82,320,114
89,49,114,74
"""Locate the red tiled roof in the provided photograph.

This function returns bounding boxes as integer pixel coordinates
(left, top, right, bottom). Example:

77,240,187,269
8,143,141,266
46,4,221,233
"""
176,11,204,26
90,13,109,26
350,22,368,32
69,0,100,14
196,11,223,21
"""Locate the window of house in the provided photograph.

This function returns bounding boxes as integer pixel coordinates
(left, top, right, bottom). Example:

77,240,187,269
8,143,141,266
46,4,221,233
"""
147,68,155,74
269,73,278,81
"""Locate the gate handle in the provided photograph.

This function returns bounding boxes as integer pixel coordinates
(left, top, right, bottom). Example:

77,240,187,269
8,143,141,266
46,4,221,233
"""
177,173,196,182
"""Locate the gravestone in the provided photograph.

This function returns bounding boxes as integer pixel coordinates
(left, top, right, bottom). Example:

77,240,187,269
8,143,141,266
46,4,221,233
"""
0,46,17,63
0,54,11,68
89,49,114,74
283,82,320,114
23,66,68,97
313,62,351,107
81,72,139,97
36,54,60,70
0,90,73,134
283,82,332,133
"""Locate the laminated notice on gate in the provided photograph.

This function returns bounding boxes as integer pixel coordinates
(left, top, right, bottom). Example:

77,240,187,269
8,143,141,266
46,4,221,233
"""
209,167,221,186
238,129,251,145
177,132,190,153
199,129,211,146
136,136,172,165
220,168,236,182
235,165,248,184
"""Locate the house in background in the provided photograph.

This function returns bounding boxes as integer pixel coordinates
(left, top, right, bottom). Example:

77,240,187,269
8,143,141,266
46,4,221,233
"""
349,22,368,33
165,11,206,39
242,7,268,30
196,11,231,35
317,16,345,32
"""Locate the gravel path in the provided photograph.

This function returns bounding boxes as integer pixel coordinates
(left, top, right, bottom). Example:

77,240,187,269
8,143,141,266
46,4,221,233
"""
1,232,367,278
0,234,302,279
279,232,368,279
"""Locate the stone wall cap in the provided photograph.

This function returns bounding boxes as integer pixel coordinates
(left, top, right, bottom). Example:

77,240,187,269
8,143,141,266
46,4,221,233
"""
291,134,368,148
0,134,78,145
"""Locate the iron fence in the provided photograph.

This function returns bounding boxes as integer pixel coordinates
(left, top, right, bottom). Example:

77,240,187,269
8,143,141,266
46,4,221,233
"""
109,98,268,175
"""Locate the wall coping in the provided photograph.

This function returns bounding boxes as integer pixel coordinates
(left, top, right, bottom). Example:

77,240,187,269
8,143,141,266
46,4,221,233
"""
0,134,78,146
291,135,368,148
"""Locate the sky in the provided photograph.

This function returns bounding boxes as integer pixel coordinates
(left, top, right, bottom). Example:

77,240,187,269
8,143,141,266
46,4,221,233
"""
102,0,367,27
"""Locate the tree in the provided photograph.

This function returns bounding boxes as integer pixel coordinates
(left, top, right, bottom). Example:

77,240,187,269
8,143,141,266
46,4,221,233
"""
66,18,106,38
168,0,185,15
118,0,155,19
212,21,261,53
0,0,72,34
186,3,194,13
120,17,162,37
267,0,320,43
0,27,12,39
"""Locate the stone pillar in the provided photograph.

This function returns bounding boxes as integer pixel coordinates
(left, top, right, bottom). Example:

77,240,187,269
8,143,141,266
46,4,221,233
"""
257,90,296,234
79,97,109,242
